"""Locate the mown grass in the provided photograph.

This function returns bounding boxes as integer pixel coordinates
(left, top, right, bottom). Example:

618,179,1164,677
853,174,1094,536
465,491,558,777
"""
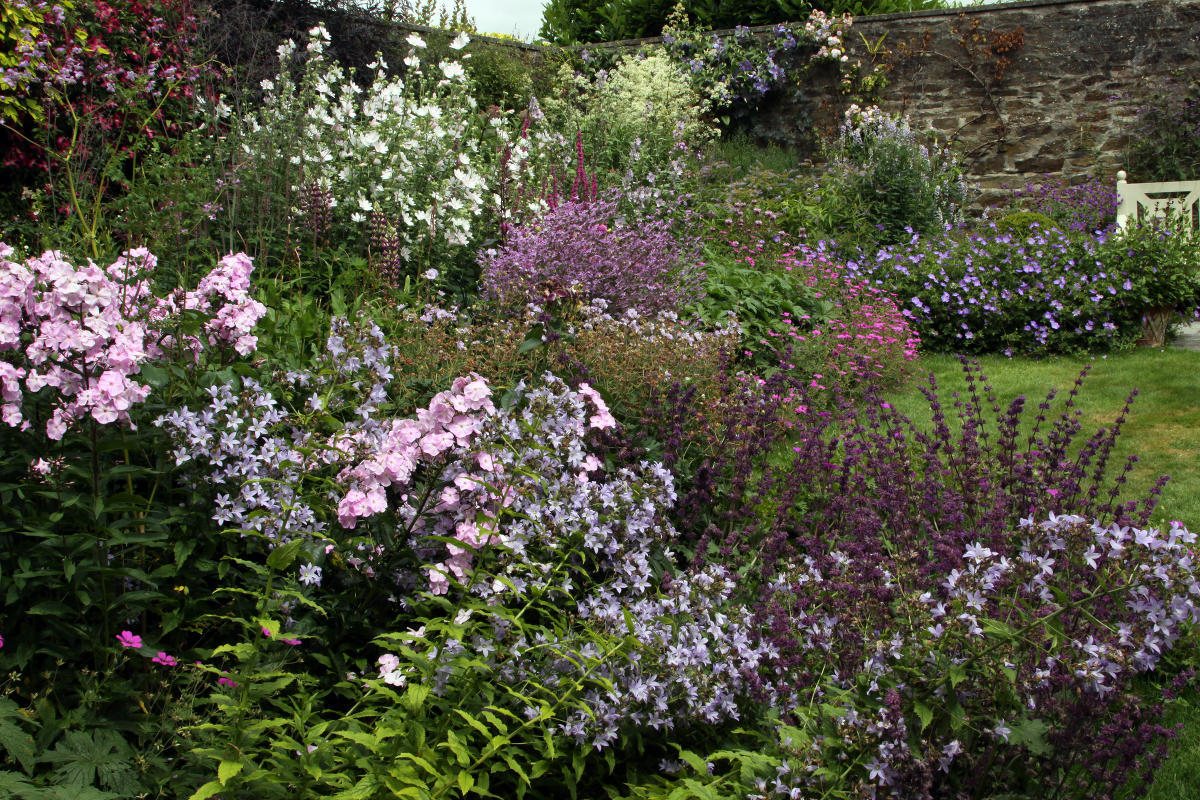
1145,686,1200,800
883,347,1200,530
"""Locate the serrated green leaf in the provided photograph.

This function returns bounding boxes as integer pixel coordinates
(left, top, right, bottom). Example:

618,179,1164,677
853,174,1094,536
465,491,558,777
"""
676,748,707,774
1008,717,1052,755
980,617,1015,639
187,782,225,800
947,695,965,732
457,769,474,794
948,663,967,688
455,709,493,740
335,730,380,749
913,700,934,732
442,729,471,766
266,540,303,571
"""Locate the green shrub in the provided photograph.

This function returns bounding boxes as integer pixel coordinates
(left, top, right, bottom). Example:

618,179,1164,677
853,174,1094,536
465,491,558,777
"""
995,210,1060,237
1098,210,1200,313
466,46,533,111
1124,75,1200,182
809,104,969,247
686,246,834,373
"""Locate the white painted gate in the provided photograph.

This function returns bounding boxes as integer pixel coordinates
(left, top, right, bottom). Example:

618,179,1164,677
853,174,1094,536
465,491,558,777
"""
1115,171,1200,230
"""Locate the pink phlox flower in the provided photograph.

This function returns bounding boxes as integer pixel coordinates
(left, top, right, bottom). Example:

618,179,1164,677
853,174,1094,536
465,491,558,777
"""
577,383,616,430
152,651,177,666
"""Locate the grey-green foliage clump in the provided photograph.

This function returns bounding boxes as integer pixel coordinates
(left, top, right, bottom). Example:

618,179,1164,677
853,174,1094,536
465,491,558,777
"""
800,105,969,247
541,51,717,179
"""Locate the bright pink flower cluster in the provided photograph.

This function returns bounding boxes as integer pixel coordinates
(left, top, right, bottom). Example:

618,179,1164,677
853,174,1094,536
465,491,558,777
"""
0,243,264,440
779,246,920,385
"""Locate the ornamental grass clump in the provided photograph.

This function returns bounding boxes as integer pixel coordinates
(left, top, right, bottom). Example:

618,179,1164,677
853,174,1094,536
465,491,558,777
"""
479,197,702,315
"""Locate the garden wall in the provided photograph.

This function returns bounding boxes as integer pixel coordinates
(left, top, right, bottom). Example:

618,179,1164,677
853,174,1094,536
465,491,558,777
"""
585,0,1200,207
845,0,1200,205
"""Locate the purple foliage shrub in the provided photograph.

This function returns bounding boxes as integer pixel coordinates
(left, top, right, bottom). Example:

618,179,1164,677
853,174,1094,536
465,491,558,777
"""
646,360,1191,798
478,197,703,315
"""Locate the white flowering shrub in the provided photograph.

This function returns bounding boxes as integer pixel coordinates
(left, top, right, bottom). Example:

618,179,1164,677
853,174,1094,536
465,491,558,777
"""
543,52,716,181
236,27,488,278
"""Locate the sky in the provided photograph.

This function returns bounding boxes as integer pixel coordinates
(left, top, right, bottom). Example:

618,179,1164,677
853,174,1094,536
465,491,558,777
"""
463,0,547,40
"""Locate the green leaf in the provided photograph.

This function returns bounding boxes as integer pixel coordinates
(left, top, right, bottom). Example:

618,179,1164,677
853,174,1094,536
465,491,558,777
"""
947,695,965,733
27,601,71,615
218,759,244,784
1007,717,1052,755
518,325,545,354
442,730,471,766
332,775,380,800
676,748,707,774
454,709,492,740
266,540,303,571
980,617,1015,639
948,663,967,688
913,700,934,732
457,769,474,794
682,778,720,799
335,730,380,749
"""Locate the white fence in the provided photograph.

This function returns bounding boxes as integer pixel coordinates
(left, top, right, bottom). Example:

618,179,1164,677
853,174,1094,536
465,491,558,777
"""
1116,170,1200,231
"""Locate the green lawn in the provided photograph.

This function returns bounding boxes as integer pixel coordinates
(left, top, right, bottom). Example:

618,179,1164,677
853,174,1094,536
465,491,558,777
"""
883,347,1200,530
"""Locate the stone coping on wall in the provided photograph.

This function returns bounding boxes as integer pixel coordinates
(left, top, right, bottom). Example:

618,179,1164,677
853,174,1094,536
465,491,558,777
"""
559,0,1117,51
261,0,1134,55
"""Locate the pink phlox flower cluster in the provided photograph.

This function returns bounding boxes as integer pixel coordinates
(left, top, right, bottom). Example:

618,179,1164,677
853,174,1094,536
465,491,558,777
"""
576,382,616,430
377,652,407,686
2,245,264,440
336,373,495,532
155,252,266,356
1,245,155,438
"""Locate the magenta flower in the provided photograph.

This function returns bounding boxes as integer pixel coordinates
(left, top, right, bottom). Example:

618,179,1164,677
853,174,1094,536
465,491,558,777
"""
116,630,142,648
152,651,177,666
217,676,238,687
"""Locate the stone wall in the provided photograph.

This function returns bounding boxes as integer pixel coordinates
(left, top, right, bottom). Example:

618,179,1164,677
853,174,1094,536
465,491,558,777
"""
217,0,1200,206
844,0,1200,203
579,0,1200,206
